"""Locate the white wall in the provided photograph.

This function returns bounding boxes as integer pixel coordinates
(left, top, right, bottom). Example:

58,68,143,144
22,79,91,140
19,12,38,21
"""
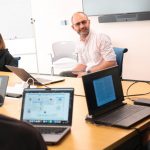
5,38,38,73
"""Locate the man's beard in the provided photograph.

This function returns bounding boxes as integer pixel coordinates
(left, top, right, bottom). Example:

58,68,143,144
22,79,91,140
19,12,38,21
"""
78,27,89,37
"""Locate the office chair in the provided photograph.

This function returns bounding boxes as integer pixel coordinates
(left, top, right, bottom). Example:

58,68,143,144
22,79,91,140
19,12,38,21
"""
0,114,47,150
50,41,78,75
2,56,21,72
113,47,128,78
14,56,21,67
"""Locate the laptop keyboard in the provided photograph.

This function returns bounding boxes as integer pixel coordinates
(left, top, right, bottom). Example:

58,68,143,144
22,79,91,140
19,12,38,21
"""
97,105,144,124
37,127,66,134
36,77,51,83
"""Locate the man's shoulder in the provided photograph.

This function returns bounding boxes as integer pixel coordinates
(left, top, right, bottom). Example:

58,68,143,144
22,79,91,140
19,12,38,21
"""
91,29,110,38
90,30,111,41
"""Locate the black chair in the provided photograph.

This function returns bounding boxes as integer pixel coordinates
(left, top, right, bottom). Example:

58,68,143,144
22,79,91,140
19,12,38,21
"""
113,47,128,78
14,56,21,67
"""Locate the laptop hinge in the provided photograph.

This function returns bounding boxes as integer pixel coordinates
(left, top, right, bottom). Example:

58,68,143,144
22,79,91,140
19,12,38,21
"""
86,102,125,123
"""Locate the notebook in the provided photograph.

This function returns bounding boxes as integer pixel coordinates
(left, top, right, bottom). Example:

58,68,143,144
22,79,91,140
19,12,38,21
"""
82,66,150,128
20,88,74,144
0,76,9,106
5,65,65,85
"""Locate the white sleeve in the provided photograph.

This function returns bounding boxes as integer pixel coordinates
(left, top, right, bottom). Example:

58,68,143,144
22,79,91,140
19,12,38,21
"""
98,34,116,61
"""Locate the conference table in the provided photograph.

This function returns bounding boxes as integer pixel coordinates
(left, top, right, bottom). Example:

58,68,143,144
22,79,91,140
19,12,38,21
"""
0,71,150,150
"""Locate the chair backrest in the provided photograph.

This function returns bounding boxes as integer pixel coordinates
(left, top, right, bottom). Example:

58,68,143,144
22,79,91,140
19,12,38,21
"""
113,47,128,77
52,41,76,62
14,56,21,67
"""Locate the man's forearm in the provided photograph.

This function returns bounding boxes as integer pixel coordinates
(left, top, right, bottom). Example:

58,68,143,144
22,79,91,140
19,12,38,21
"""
89,61,117,72
72,64,87,72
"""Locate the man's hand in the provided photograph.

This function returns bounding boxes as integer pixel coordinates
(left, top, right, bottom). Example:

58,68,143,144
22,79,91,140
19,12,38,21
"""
72,64,87,77
77,72,87,77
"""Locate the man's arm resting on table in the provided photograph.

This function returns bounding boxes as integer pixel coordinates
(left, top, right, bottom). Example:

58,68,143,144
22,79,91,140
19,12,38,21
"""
71,61,116,77
89,60,117,73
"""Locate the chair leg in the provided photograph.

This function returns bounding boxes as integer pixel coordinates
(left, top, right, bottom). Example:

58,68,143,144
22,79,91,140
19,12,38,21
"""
51,66,54,76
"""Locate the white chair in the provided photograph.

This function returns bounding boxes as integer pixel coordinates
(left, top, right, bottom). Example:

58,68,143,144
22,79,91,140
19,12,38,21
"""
50,41,78,75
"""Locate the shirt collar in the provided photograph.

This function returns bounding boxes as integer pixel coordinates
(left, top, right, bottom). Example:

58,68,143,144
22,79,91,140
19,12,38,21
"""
80,30,91,43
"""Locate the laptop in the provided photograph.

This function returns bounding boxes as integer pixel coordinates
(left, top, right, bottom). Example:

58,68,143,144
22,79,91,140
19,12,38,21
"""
0,76,9,106
82,66,150,128
5,65,65,85
20,88,74,144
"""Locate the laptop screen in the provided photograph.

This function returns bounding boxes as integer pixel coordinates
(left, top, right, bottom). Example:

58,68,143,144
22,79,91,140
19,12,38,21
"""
93,75,116,107
82,66,124,116
21,88,74,126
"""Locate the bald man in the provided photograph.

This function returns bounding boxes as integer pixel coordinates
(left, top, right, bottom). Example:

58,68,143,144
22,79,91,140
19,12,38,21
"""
60,12,116,77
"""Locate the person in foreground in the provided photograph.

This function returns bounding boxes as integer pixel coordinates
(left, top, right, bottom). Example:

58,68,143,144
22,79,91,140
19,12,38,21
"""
0,114,47,150
0,33,18,71
60,12,117,77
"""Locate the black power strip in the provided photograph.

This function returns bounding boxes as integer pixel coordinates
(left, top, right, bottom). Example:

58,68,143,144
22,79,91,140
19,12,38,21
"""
133,98,150,107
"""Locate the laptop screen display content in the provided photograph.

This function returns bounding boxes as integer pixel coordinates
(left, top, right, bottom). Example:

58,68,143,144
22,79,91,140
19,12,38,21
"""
93,75,116,107
22,92,70,125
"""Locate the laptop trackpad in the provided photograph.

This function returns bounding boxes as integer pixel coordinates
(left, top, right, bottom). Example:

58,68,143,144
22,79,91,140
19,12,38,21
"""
43,134,62,143
42,128,70,144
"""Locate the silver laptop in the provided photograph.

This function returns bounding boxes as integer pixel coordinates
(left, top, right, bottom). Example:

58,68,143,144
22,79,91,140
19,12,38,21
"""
5,65,64,85
82,66,150,128
21,88,74,144
0,76,9,106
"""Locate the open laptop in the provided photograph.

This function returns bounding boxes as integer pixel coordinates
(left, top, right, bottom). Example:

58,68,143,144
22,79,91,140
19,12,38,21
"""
82,66,150,128
0,76,9,106
21,88,74,144
5,65,65,85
